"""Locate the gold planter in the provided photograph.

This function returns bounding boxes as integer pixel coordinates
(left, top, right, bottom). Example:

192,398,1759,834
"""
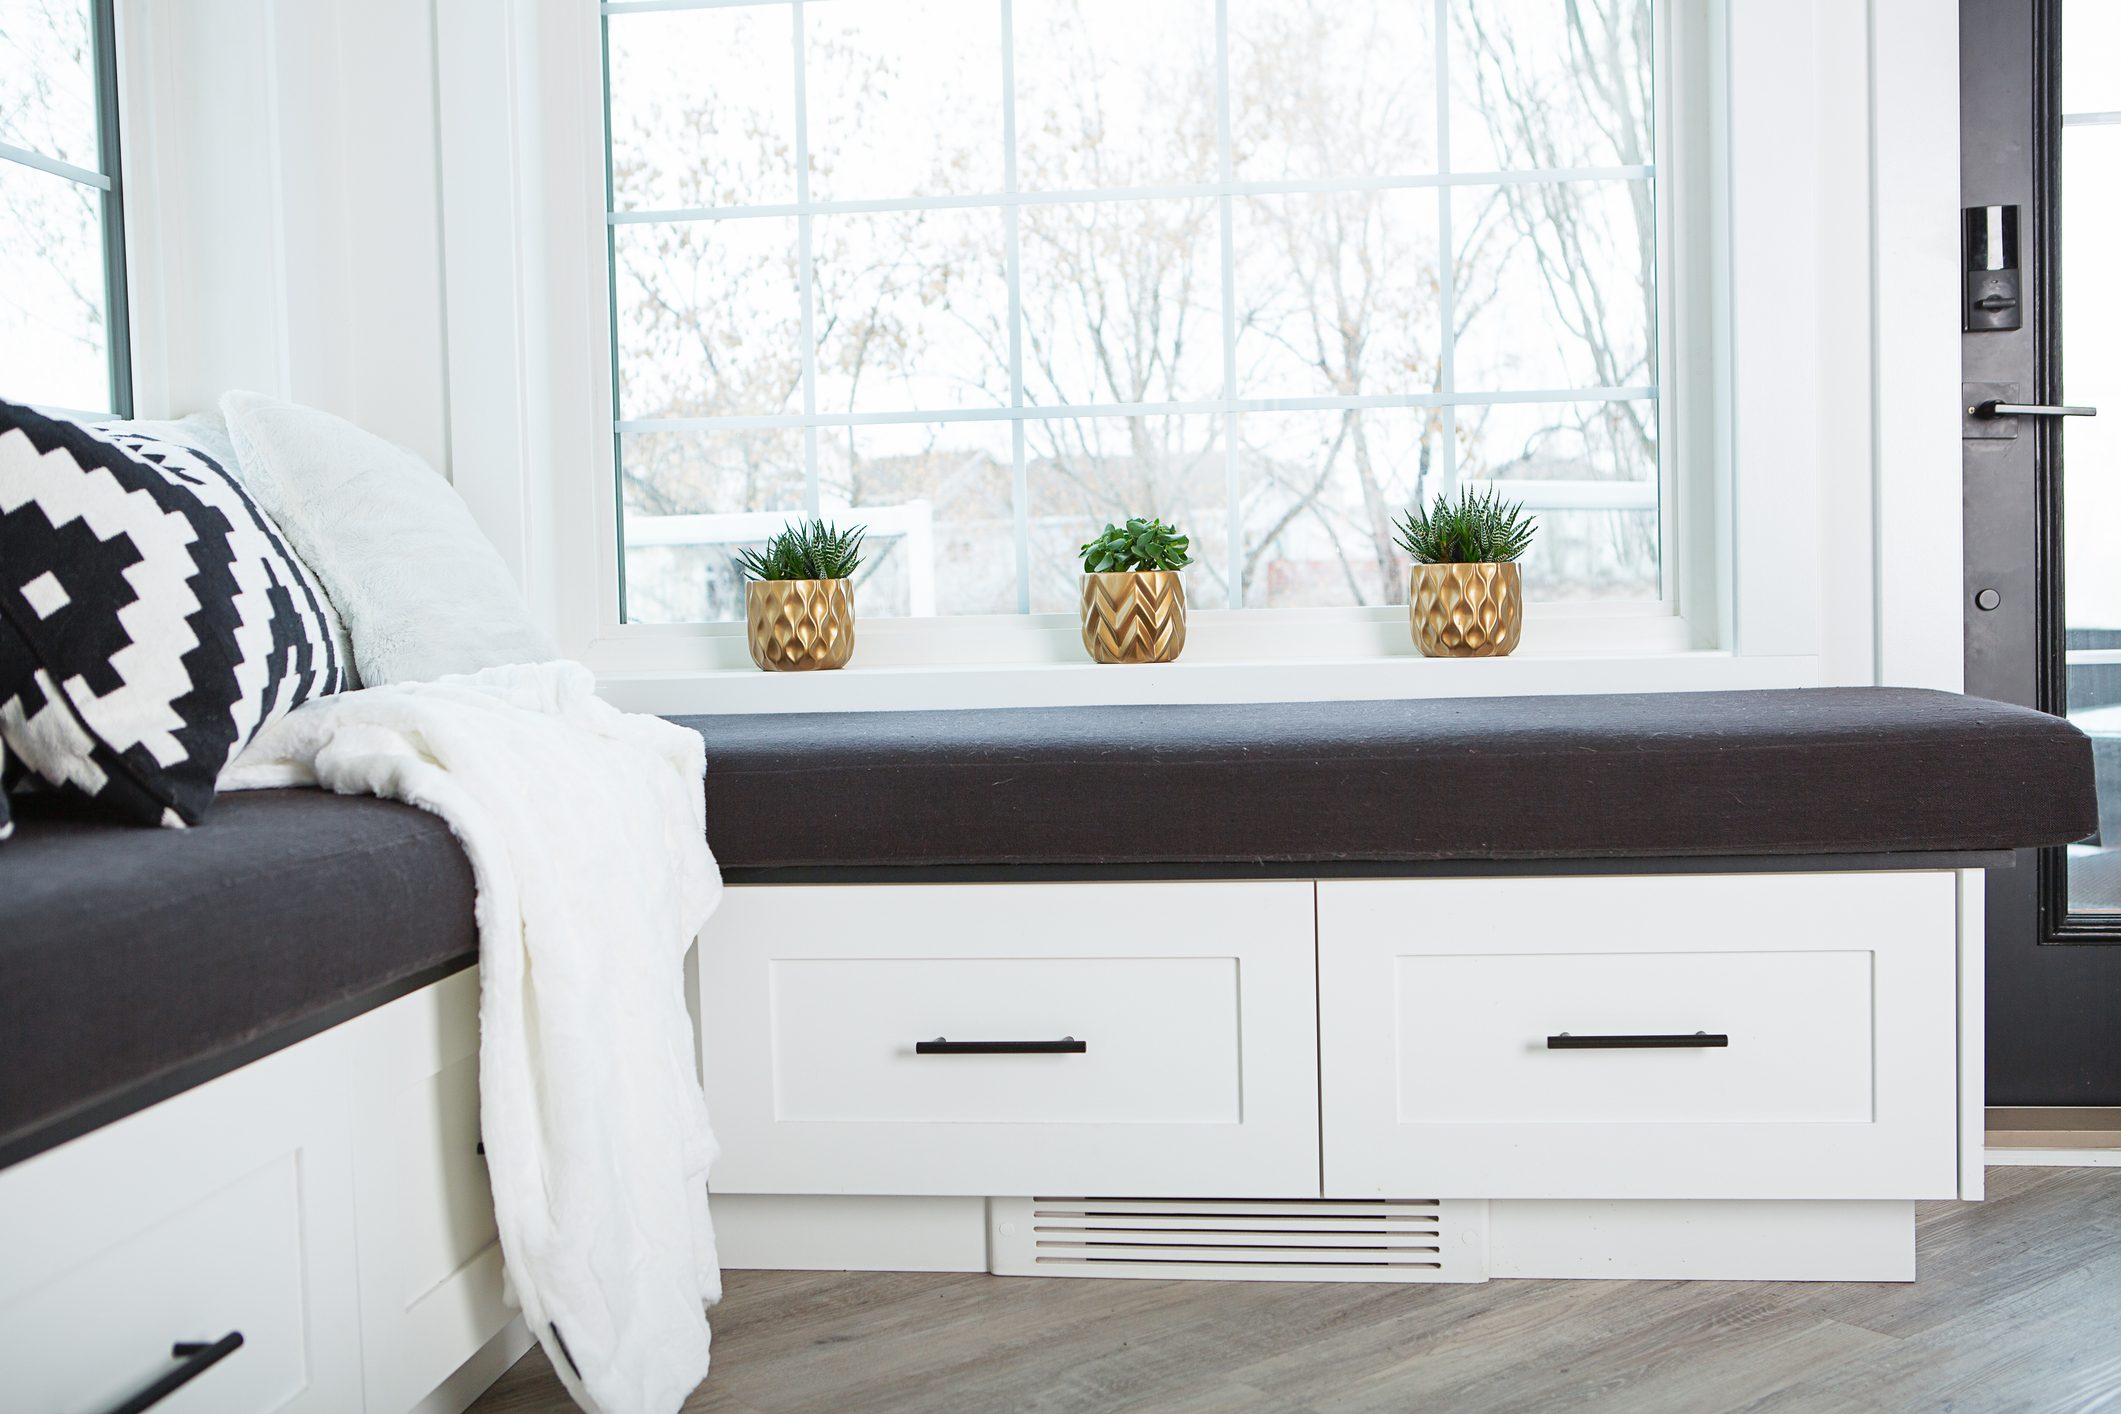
1408,561,1523,658
746,577,855,671
1080,570,1187,664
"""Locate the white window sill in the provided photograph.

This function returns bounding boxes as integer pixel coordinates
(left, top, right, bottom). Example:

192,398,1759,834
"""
595,648,1823,717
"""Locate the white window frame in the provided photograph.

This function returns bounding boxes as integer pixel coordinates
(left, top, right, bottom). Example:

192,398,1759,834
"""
434,0,1961,712
589,0,1695,654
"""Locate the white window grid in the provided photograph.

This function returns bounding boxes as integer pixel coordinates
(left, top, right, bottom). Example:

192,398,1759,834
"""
600,0,1658,615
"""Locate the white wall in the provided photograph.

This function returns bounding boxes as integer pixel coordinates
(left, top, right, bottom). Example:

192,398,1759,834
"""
120,0,451,473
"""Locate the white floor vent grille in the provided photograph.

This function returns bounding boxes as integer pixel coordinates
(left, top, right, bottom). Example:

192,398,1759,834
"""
988,1197,1490,1283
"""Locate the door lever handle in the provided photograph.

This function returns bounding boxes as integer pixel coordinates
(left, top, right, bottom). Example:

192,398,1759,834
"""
1970,400,2097,419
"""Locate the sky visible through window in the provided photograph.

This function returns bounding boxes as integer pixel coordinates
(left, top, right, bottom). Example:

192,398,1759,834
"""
605,0,1658,624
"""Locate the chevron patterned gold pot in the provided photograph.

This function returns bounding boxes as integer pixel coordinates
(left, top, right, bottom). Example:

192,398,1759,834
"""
746,577,856,671
1080,570,1187,664
1408,561,1523,658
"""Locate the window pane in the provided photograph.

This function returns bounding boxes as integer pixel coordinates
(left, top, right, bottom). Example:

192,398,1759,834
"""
0,0,99,171
0,158,108,410
1238,408,1436,609
1453,179,1654,392
1449,0,1654,173
1456,398,1658,601
805,0,1004,201
1228,0,1436,182
612,216,803,420
606,6,797,212
813,207,1010,415
817,420,1016,616
620,429,809,625
2060,112,2121,914
600,0,1661,623
1233,190,1440,400
1013,0,1217,191
1025,414,1226,612
1019,198,1222,407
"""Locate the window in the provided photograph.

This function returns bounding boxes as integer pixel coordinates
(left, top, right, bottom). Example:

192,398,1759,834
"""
0,0,129,417
601,0,1657,630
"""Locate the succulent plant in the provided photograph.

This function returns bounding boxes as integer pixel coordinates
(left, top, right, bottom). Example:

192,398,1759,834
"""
1393,487,1537,565
733,518,867,581
1079,516,1193,574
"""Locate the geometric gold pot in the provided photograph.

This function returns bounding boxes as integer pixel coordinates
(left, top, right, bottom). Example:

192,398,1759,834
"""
1407,561,1523,658
746,577,856,671
1080,570,1187,665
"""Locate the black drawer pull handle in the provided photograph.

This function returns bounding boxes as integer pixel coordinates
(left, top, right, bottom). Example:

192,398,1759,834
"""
1547,1032,1729,1050
103,1331,244,1414
915,1036,1087,1055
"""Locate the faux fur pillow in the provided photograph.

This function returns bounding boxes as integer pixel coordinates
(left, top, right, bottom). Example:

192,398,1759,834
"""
221,391,557,685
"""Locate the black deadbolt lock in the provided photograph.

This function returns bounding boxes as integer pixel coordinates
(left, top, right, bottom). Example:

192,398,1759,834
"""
1964,206,2022,332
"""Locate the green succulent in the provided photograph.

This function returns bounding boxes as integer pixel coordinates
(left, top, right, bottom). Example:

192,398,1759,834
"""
1079,517,1193,574
1392,487,1537,565
732,518,868,581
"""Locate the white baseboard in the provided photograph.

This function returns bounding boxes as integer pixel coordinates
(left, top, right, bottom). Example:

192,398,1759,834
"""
1985,1107,2121,1167
714,1194,989,1272
707,1195,1917,1283
1986,1146,2121,1168
1487,1200,1915,1282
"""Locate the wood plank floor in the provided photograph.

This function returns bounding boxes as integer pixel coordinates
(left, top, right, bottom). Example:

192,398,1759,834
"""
470,1167,2121,1414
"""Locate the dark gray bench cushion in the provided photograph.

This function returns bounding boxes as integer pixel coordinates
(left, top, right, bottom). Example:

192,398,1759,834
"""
0,789,477,1166
683,688,2097,873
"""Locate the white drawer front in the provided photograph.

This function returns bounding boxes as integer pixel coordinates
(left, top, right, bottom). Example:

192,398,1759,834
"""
771,956,1240,1124
0,1155,324,1414
1395,950,1874,1126
0,1006,364,1414
1319,872,1961,1201
702,882,1319,1197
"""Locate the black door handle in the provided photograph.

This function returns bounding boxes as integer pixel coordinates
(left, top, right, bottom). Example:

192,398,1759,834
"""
1547,1032,1728,1049
102,1332,244,1414
1970,399,2097,418
915,1036,1087,1055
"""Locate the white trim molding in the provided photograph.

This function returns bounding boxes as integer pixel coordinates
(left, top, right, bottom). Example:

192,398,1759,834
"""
1868,0,1965,692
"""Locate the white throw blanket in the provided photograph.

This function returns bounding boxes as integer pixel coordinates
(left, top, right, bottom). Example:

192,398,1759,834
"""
223,662,722,1414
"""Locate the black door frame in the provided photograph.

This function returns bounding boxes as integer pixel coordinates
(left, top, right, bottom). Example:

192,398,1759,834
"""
1964,0,2121,1106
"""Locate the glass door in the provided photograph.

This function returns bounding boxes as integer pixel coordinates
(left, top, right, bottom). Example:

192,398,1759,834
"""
1963,0,2121,1105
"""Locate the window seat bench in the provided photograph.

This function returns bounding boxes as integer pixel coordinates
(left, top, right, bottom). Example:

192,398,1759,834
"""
0,685,2097,1409
677,686,2095,1287
0,794,512,1414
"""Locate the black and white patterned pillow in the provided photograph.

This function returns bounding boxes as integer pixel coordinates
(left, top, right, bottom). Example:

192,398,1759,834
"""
0,399,350,832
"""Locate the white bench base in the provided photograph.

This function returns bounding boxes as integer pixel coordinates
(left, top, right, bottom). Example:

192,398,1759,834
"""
0,970,518,1414
711,1193,1917,1284
698,868,1983,1287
